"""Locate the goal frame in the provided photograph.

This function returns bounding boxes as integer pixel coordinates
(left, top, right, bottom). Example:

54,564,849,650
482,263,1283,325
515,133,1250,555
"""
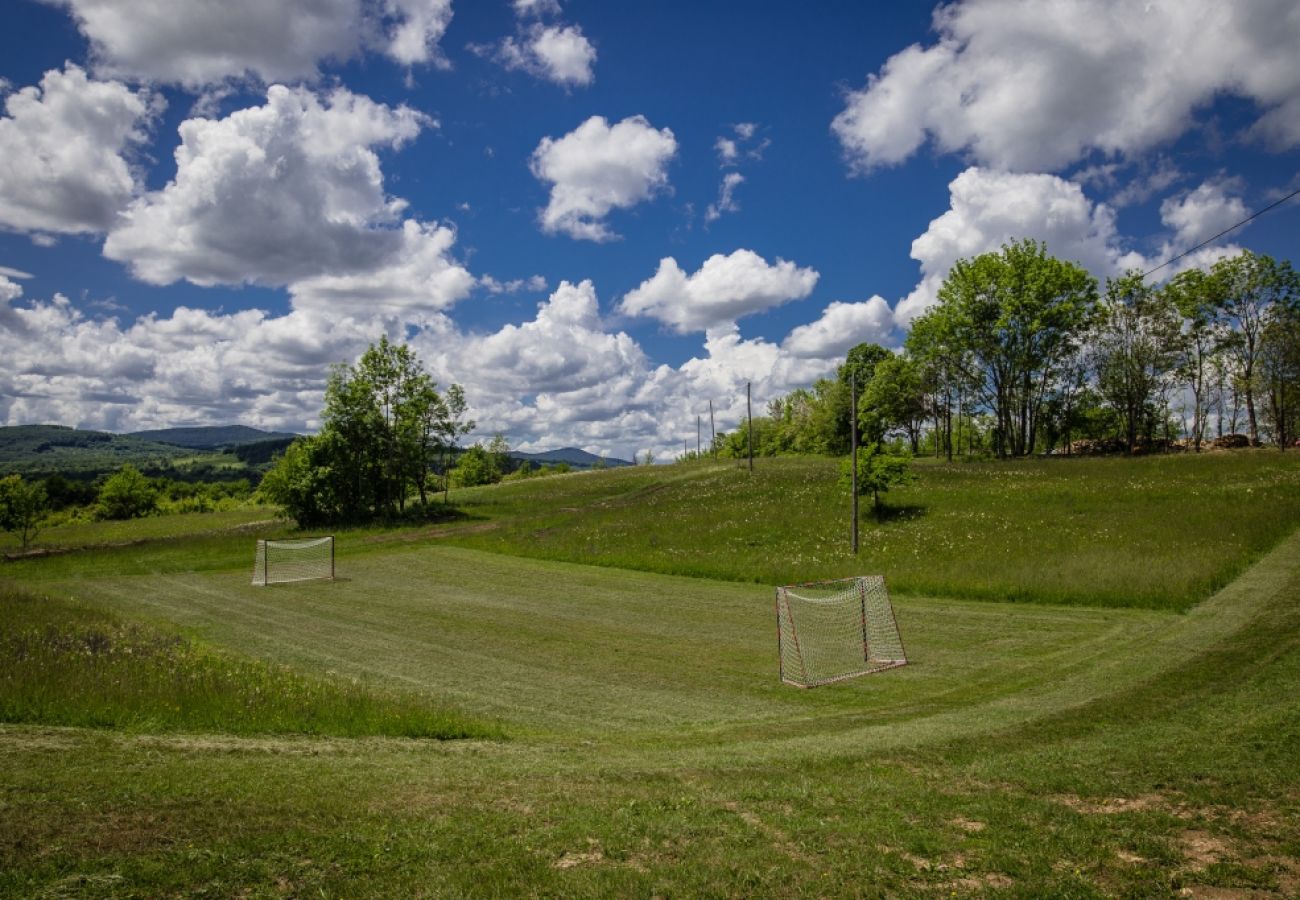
251,535,335,586
775,575,907,688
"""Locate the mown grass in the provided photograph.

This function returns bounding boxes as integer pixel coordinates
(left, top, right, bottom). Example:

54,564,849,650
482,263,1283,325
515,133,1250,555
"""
0,530,1296,897
0,587,498,740
441,451,1300,610
0,505,279,556
1,453,1298,895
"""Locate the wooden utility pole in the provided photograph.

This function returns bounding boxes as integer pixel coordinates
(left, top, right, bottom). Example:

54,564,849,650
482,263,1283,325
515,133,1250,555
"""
747,381,754,472
709,400,716,457
851,372,859,554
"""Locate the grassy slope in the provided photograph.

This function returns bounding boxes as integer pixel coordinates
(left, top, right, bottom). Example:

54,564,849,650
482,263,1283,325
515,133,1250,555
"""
1,454,1299,895
0,589,494,739
443,452,1300,610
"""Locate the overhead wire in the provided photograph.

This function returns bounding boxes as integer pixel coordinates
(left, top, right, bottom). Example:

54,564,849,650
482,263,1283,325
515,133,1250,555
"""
1141,182,1300,279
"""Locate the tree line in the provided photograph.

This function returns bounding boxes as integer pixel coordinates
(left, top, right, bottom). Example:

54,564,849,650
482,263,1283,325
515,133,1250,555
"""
718,243,1300,460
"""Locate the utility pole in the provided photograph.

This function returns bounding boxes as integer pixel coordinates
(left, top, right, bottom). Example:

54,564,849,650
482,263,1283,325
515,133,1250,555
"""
696,415,701,457
747,381,754,472
851,372,859,554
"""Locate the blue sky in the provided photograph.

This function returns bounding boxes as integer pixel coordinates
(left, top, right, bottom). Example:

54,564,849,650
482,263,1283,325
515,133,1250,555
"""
1,0,1298,458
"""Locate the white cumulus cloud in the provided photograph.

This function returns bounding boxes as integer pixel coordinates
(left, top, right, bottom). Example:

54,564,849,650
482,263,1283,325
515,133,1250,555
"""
46,0,454,88
530,115,677,242
1159,180,1249,249
102,85,442,290
832,0,1300,173
893,167,1145,325
0,64,159,236
495,24,596,87
619,249,819,333
783,298,895,359
704,172,744,223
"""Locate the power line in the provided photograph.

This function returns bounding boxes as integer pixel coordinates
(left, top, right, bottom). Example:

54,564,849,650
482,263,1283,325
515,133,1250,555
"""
1141,183,1300,279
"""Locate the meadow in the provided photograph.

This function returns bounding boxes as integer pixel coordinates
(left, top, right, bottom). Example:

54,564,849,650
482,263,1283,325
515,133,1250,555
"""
1,452,1298,896
442,451,1300,610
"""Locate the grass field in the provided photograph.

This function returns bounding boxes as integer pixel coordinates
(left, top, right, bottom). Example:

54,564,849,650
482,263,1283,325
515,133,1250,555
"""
443,451,1300,610
1,453,1299,895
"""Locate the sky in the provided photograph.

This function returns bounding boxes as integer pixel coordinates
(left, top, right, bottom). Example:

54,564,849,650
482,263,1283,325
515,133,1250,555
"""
1,0,1298,460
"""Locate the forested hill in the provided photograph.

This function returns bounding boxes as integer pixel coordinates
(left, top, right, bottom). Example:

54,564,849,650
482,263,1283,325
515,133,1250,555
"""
127,425,298,449
509,447,632,468
0,425,199,477
0,424,291,479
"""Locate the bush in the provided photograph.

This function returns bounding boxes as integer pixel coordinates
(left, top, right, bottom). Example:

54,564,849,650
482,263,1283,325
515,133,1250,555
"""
96,465,158,520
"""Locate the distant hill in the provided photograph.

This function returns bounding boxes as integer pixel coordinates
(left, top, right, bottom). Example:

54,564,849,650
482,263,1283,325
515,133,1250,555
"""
0,424,206,478
0,426,263,481
127,425,298,450
510,447,632,469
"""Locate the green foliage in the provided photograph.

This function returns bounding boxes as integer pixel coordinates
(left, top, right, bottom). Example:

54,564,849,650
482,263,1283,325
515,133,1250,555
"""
258,338,472,525
0,424,253,479
840,442,915,514
0,474,48,551
451,444,497,488
859,354,927,451
0,588,496,739
930,238,1098,457
1094,271,1181,450
96,465,157,520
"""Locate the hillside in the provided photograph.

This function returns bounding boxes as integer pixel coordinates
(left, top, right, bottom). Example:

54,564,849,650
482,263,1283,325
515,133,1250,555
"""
510,446,632,468
127,425,298,449
0,424,297,479
440,452,1300,610
0,424,205,478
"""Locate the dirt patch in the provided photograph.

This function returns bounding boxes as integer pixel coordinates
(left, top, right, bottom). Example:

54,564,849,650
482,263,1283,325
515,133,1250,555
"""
941,873,1013,892
1176,888,1269,899
553,840,605,869
952,816,987,833
1179,830,1233,871
1054,793,1165,814
1116,849,1147,864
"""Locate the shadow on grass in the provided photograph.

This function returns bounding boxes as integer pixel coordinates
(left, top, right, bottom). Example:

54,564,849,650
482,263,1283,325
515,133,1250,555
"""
869,504,928,524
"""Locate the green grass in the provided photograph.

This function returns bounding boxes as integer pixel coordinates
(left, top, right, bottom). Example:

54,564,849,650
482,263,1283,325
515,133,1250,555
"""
439,452,1300,610
0,506,279,556
1,453,1299,895
0,588,497,740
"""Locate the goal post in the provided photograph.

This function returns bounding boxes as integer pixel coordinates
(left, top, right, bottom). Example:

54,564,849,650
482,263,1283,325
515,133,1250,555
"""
251,536,335,586
775,575,906,687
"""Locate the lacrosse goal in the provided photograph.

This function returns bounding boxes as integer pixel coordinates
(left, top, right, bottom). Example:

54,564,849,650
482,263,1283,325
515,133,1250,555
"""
775,575,907,687
251,536,335,586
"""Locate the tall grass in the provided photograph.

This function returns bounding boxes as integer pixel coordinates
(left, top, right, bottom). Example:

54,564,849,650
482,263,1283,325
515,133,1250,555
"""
0,588,499,739
443,451,1300,610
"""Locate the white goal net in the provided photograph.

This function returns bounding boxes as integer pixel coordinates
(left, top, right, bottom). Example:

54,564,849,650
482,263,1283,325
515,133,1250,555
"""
251,536,335,586
775,575,907,687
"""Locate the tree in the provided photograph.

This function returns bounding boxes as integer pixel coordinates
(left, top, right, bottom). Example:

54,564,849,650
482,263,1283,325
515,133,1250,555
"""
96,465,157,520
1164,268,1226,451
0,475,48,552
451,445,497,487
1094,272,1180,451
257,438,340,528
258,339,473,525
1260,302,1300,449
487,433,512,479
439,384,475,504
934,239,1098,456
906,309,973,460
1213,252,1300,444
840,443,915,518
860,354,927,452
